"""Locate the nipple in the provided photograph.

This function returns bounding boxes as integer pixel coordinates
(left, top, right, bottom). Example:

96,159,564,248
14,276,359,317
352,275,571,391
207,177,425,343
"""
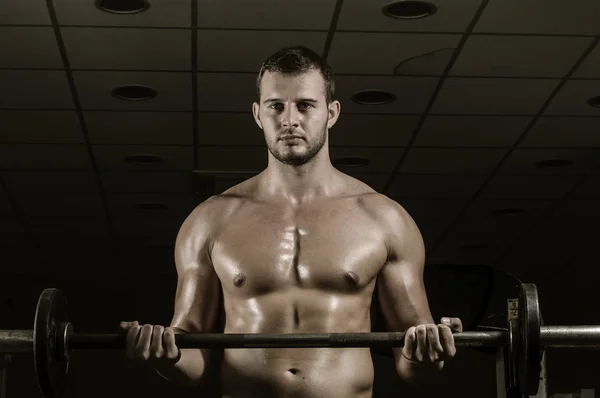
233,273,246,287
344,271,360,285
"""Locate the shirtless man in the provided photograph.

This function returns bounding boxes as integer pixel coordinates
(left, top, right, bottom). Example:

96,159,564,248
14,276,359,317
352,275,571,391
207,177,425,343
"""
120,46,462,398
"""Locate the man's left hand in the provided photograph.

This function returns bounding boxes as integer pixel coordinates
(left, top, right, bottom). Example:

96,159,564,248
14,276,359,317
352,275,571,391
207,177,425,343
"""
401,317,463,364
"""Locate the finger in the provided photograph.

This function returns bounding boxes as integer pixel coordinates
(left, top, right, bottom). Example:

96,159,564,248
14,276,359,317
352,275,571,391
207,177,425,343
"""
150,325,165,359
414,325,427,362
438,324,457,358
119,320,139,334
163,327,180,361
427,324,443,362
135,324,154,360
402,327,417,360
125,324,141,360
441,317,463,333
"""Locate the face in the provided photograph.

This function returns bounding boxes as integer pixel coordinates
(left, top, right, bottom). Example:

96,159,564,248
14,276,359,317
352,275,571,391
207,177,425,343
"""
252,69,340,166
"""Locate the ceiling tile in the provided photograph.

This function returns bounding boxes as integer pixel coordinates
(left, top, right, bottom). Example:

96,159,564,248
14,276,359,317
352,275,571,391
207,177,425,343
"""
198,30,327,72
474,0,600,35
455,199,553,235
93,145,193,171
85,111,193,145
499,148,600,175
101,171,192,193
0,111,82,144
0,0,51,24
399,148,507,174
63,28,191,70
30,218,112,248
527,215,599,239
430,237,506,266
520,117,600,148
336,0,483,32
54,0,191,27
197,0,336,29
0,27,62,68
572,176,600,198
557,199,600,218
451,35,593,78
0,145,92,170
197,113,263,146
73,71,192,111
331,114,418,147
544,80,600,116
335,76,439,114
1,171,98,194
573,45,600,78
197,73,256,112
332,146,404,173
481,175,581,199
0,219,31,249
328,33,460,75
113,217,183,241
415,115,530,147
18,194,105,219
432,77,560,115
108,193,194,221
197,145,265,172
396,198,467,221
0,71,73,109
387,175,486,199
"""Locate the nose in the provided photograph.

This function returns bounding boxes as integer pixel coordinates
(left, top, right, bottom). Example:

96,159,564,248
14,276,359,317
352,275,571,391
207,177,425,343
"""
280,104,300,128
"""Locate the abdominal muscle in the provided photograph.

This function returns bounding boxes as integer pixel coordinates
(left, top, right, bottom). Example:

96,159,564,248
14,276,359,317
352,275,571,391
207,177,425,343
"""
218,291,375,398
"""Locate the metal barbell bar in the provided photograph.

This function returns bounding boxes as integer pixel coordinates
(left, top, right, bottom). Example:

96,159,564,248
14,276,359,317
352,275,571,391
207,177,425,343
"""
2,326,600,351
0,284,598,398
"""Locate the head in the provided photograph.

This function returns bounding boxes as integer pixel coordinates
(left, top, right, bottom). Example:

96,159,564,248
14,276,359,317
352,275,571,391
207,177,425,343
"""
252,46,340,167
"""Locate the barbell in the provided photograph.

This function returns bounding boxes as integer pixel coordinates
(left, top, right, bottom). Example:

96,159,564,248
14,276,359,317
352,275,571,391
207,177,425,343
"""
0,284,599,398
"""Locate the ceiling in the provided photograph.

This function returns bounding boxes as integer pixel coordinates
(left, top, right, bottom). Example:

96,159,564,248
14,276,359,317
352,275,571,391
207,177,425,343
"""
1,0,600,318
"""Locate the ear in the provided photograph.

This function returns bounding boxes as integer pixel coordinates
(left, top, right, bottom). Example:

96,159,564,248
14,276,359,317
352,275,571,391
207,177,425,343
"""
252,102,263,129
327,100,341,129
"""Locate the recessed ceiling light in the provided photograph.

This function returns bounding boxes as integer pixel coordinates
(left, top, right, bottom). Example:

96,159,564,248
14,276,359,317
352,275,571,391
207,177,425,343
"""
333,156,370,168
112,85,157,101
382,0,438,20
534,158,574,169
124,154,163,164
493,208,525,216
95,0,151,14
586,96,600,108
135,202,168,212
351,90,396,105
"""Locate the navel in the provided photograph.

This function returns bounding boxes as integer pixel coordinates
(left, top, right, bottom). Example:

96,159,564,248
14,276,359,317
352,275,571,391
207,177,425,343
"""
233,273,246,287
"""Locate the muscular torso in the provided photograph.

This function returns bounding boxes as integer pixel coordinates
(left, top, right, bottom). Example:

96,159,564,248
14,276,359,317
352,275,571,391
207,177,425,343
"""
208,176,391,398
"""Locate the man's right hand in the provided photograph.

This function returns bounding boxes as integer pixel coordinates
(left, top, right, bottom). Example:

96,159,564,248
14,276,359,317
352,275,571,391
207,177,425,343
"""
119,321,181,364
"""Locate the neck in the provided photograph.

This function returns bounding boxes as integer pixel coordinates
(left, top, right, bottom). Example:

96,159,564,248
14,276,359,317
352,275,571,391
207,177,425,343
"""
261,149,338,205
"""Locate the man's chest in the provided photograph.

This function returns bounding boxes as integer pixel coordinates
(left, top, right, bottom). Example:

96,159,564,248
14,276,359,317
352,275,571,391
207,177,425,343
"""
211,200,389,293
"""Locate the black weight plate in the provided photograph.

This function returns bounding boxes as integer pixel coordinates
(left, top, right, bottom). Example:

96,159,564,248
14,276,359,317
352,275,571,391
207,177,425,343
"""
34,288,69,398
519,283,541,396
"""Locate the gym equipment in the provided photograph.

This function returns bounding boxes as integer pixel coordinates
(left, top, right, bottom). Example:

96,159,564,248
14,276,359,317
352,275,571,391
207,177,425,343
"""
0,283,599,397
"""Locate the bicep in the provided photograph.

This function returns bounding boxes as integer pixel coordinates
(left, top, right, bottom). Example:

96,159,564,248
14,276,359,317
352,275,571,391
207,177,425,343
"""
170,203,222,333
376,203,433,332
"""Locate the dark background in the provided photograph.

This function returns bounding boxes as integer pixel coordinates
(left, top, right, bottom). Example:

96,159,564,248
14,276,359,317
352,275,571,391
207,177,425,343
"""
1,0,600,396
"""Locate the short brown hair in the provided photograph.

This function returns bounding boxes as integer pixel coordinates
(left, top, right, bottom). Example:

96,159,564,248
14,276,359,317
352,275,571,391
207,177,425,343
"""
256,45,335,103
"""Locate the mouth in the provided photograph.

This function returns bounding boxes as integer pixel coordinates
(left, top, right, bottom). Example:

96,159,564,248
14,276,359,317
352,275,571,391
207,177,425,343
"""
279,135,304,141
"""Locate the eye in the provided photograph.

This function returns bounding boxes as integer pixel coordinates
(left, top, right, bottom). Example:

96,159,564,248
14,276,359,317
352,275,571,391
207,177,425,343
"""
268,103,283,110
298,102,313,109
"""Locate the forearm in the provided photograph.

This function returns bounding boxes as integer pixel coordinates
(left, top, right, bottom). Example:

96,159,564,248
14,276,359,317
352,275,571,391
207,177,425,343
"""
155,348,211,386
396,353,444,383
